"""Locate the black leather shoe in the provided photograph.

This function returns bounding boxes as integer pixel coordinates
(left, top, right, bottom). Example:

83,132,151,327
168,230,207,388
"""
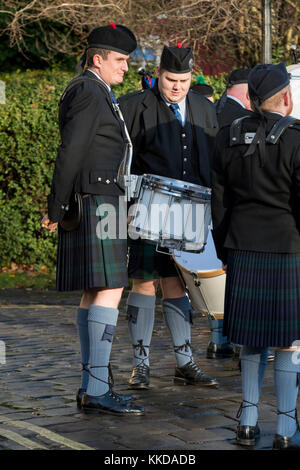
174,361,218,387
206,341,235,359
273,428,300,450
236,424,260,446
81,391,144,416
76,388,133,409
128,364,150,390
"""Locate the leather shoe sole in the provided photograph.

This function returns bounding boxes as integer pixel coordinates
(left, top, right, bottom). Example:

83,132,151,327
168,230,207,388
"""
128,382,150,390
174,376,218,387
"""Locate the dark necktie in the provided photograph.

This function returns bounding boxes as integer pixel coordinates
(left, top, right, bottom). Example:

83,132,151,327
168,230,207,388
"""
169,103,183,125
109,89,118,105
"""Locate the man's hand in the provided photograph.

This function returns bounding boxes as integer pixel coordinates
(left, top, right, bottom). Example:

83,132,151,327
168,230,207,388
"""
222,263,227,273
41,214,58,232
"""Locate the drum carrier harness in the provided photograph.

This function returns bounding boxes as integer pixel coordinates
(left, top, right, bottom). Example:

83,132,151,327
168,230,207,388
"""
229,115,300,149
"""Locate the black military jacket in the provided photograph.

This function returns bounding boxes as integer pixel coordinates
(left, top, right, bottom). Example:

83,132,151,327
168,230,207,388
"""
119,84,218,188
48,70,127,222
217,96,253,128
211,112,300,263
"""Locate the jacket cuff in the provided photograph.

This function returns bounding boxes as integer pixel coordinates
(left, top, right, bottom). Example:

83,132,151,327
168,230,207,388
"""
47,194,68,223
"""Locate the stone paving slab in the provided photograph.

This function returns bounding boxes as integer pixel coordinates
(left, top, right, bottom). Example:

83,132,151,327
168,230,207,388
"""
0,288,298,453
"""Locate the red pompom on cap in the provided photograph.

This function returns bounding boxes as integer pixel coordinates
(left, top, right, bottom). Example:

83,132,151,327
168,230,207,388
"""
177,42,182,48
110,23,117,29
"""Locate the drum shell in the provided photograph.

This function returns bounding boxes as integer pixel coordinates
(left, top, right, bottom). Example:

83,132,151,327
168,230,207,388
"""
173,231,225,319
128,174,211,252
176,265,225,318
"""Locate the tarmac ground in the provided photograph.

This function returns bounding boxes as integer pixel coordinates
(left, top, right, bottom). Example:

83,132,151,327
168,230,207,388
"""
0,288,297,456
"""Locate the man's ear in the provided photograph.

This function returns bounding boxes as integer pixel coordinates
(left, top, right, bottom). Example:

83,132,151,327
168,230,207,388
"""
93,54,103,68
283,89,290,106
156,66,160,78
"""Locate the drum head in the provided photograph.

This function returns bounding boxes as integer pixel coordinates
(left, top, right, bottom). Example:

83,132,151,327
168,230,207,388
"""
287,64,300,119
173,231,223,273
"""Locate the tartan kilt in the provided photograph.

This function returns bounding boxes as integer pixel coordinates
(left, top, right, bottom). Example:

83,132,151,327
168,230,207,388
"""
128,238,178,280
56,194,128,291
224,249,300,348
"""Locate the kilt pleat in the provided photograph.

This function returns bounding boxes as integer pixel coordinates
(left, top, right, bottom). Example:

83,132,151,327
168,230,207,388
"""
128,238,178,280
56,195,128,291
223,250,300,348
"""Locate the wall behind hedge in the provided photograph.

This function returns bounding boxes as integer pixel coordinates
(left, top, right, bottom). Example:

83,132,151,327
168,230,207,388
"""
0,67,226,270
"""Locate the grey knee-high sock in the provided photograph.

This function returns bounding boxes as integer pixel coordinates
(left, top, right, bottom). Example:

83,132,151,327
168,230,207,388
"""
86,305,119,397
126,292,155,368
239,346,269,426
208,318,228,345
163,296,193,367
77,307,89,390
274,350,300,437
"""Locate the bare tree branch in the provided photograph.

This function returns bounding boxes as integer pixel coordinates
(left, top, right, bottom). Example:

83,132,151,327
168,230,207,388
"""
1,0,299,69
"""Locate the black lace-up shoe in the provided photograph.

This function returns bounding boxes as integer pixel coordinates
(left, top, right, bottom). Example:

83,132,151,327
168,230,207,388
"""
236,424,260,446
76,388,133,409
273,428,300,450
81,391,144,416
206,341,235,359
174,361,218,387
273,408,300,450
128,364,150,389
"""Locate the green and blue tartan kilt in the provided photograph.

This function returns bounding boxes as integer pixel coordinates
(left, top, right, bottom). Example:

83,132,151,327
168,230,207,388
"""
56,194,128,291
128,238,178,280
224,249,300,348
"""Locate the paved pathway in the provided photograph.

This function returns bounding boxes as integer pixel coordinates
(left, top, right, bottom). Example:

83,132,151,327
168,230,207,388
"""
0,288,294,452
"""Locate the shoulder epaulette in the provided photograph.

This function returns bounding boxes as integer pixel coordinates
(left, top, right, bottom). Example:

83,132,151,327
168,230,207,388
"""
229,116,254,146
266,116,300,144
229,115,300,147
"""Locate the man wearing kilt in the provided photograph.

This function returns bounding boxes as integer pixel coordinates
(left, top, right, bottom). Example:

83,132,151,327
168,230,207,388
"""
207,69,254,361
212,62,300,449
119,44,219,390
42,24,144,416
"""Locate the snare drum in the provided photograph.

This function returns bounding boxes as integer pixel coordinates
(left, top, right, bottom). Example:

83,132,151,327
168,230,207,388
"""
173,231,225,319
128,174,211,252
287,64,300,119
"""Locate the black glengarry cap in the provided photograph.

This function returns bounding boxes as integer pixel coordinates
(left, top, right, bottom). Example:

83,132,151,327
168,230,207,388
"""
227,68,251,86
76,23,137,73
87,23,137,55
248,62,290,105
160,43,194,73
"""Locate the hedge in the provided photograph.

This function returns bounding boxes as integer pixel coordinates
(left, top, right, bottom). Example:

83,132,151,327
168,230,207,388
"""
0,67,226,270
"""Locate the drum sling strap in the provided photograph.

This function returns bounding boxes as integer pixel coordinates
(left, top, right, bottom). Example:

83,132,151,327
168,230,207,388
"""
229,115,300,163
